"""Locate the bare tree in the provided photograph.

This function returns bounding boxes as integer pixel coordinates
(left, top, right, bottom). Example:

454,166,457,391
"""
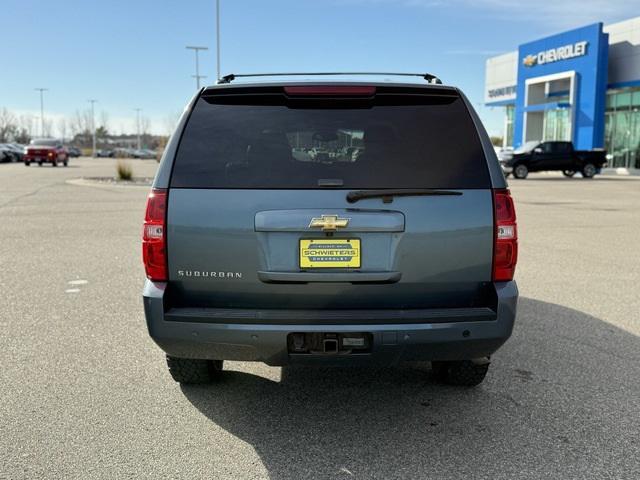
16,115,36,143
57,117,68,143
42,118,54,138
99,110,110,134
163,111,181,136
139,115,151,135
0,108,16,142
17,114,34,134
70,109,92,137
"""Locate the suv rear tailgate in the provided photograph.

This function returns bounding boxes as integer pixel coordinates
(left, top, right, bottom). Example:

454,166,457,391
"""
165,84,495,313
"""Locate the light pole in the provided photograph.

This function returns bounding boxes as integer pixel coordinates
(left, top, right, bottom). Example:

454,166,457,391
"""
35,88,48,137
186,46,208,89
88,99,97,158
216,0,221,81
134,108,142,150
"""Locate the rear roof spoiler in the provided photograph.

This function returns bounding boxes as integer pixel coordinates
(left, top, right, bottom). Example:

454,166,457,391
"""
217,72,443,85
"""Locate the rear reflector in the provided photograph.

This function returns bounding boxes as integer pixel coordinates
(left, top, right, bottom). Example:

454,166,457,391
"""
284,85,376,96
142,188,167,281
493,189,518,282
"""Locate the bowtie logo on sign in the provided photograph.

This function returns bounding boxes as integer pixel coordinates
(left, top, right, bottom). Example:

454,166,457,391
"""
523,41,589,68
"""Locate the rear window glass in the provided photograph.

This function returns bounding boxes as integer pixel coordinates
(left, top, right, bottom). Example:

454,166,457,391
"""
171,93,490,189
30,139,59,147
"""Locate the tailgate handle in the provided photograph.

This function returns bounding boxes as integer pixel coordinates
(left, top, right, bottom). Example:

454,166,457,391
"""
258,271,401,284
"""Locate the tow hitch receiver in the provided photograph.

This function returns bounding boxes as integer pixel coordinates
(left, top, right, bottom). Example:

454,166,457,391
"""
288,332,372,354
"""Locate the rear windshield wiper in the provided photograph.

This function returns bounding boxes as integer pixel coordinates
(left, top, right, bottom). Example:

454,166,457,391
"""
346,188,462,203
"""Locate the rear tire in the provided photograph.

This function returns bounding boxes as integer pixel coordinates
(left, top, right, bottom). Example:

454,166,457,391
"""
562,170,576,177
166,355,223,384
513,164,528,179
431,360,490,387
582,163,596,178
24,161,31,167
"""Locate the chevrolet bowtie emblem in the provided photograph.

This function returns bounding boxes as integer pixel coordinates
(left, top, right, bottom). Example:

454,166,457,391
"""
308,214,350,232
523,54,537,67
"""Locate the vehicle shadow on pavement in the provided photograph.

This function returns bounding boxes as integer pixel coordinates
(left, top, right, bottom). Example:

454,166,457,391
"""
180,297,640,479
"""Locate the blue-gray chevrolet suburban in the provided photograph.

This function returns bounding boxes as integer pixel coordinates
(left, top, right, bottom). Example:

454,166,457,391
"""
142,73,518,387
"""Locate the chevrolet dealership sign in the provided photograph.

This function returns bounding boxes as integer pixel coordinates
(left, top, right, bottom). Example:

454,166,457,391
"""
522,41,589,67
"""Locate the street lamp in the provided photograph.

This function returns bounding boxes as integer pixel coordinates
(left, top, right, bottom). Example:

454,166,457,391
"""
88,99,97,158
186,45,208,89
35,88,48,137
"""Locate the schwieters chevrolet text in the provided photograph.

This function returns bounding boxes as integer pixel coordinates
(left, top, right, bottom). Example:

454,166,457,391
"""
142,72,519,386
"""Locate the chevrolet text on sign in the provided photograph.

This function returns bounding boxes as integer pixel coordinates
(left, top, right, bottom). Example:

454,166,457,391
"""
523,41,588,67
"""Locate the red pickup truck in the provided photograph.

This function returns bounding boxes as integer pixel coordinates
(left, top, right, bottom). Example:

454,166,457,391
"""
24,138,69,167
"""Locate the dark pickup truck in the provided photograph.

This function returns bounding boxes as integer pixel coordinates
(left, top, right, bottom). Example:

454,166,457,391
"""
501,141,606,179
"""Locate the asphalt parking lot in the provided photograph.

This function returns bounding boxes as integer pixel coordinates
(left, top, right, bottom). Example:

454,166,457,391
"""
1,158,639,479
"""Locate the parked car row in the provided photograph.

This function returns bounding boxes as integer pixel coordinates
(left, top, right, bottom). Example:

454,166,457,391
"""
2,139,162,166
90,147,157,159
96,149,115,157
0,143,26,162
119,148,158,159
1,142,82,163
67,147,82,157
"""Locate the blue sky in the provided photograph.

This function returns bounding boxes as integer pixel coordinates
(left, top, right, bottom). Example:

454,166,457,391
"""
1,0,638,137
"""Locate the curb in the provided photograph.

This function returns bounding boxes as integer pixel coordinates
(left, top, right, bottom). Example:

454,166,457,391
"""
66,177,152,189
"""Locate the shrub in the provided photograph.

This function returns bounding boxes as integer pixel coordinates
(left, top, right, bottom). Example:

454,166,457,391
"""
490,136,504,147
116,160,133,181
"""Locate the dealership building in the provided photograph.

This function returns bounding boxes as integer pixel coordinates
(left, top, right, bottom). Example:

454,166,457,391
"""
485,17,640,171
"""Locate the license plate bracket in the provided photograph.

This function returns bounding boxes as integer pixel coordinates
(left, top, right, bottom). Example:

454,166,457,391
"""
299,238,361,269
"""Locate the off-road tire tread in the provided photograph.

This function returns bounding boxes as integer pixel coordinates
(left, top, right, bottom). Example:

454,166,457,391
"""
165,356,223,384
445,360,489,387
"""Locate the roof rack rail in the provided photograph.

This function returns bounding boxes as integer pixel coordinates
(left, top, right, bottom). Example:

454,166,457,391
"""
216,72,443,85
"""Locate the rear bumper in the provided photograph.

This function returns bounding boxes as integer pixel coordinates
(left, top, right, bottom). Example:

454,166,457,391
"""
24,155,56,163
143,280,518,366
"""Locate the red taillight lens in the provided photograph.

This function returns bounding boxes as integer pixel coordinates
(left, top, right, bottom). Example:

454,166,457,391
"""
493,189,518,282
142,188,167,281
284,85,376,96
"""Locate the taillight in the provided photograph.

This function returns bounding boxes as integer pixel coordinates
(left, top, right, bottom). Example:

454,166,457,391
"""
493,189,518,282
142,188,167,281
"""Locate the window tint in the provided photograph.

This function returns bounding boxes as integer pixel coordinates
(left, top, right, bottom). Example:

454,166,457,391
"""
30,139,58,147
171,94,490,189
